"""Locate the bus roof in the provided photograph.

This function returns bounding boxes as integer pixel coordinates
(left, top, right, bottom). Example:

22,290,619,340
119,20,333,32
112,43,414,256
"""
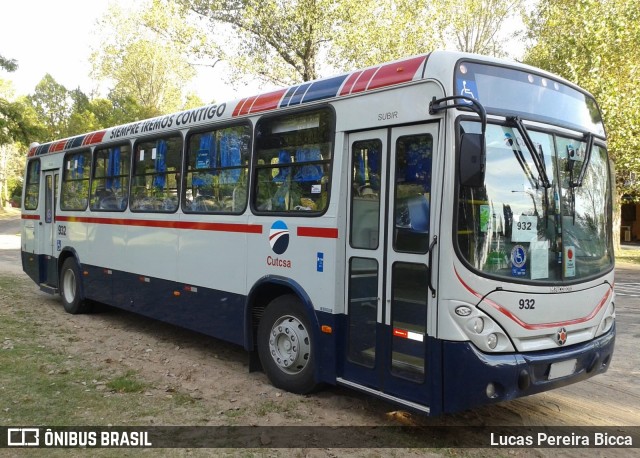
28,53,436,157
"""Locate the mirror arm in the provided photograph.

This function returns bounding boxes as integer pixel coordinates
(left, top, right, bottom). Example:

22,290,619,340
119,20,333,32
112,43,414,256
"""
430,95,487,136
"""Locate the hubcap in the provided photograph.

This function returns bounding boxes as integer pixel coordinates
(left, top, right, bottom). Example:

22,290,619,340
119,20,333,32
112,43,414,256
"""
268,315,311,375
63,268,76,304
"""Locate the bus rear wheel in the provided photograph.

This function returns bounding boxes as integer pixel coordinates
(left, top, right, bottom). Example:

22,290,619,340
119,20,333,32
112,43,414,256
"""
60,258,89,314
257,295,318,394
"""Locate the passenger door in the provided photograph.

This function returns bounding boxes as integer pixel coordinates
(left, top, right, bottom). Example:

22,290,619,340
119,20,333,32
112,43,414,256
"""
341,124,439,412
40,170,59,285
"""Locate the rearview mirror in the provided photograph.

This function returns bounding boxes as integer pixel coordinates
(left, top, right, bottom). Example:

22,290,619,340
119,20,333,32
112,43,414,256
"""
459,132,485,187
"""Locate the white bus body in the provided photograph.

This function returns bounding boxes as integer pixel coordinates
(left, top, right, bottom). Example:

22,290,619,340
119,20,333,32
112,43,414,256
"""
21,51,615,415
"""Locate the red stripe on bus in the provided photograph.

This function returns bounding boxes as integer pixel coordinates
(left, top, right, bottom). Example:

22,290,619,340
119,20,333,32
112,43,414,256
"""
297,227,338,239
339,71,362,96
55,216,263,234
21,214,40,220
232,98,249,117
454,268,611,330
350,67,378,94
248,89,288,114
50,140,66,152
83,130,107,146
367,56,426,90
239,96,259,116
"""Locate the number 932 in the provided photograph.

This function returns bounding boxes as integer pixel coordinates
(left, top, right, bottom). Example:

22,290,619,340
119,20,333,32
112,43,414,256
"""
518,298,535,310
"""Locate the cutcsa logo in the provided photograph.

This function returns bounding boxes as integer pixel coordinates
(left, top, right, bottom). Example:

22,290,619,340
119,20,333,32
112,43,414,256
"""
269,221,290,255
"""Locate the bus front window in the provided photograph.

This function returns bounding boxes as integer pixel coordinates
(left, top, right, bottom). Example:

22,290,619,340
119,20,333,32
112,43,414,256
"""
456,121,613,283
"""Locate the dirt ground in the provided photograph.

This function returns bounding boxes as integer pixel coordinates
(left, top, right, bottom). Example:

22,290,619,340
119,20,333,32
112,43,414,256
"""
1,211,638,455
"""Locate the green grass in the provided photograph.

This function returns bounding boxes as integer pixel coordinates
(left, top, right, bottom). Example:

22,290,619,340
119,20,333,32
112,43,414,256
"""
0,274,211,429
616,248,640,265
106,370,148,393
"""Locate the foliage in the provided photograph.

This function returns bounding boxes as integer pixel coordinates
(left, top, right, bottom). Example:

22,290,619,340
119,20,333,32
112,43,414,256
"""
177,0,338,85
524,0,640,200
436,0,526,57
0,54,17,72
178,0,527,87
330,0,443,68
28,74,73,141
91,1,197,117
0,143,25,206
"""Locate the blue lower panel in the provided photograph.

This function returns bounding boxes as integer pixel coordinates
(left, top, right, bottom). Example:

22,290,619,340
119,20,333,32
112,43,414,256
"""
441,324,615,415
84,265,246,347
21,251,58,287
22,251,40,284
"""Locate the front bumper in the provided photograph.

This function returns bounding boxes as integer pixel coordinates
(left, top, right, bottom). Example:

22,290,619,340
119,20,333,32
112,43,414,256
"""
440,323,615,415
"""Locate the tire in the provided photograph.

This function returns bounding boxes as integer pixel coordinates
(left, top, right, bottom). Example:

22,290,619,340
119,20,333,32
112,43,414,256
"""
60,258,89,314
257,295,318,394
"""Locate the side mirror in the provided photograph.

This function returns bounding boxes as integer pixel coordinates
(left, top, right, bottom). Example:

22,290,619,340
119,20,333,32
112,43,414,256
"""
459,132,485,187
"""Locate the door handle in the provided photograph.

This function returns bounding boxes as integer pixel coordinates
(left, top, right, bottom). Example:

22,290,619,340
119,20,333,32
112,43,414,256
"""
428,235,437,298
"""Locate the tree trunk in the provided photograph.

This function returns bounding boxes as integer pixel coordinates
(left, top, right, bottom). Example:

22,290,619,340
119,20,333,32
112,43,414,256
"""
613,191,622,256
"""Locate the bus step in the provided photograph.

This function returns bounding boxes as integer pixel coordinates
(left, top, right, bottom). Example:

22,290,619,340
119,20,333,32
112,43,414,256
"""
39,283,59,295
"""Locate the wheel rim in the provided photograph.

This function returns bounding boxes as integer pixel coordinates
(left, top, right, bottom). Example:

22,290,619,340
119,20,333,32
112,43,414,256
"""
62,268,76,304
268,315,311,375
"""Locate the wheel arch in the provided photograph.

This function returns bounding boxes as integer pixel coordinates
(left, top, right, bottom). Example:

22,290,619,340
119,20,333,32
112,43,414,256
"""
57,247,82,286
58,246,82,279
244,275,320,353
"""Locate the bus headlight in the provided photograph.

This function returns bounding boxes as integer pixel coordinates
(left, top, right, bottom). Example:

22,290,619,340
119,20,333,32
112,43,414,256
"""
471,317,484,334
597,301,615,336
487,333,498,349
449,302,514,352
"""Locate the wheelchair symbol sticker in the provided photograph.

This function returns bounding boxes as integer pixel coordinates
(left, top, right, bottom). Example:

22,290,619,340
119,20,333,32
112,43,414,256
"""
511,245,527,277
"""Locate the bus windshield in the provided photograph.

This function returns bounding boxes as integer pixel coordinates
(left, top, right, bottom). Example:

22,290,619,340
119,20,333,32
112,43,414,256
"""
456,121,613,283
455,61,605,136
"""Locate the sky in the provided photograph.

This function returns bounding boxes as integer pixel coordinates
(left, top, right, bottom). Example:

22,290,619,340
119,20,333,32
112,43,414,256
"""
0,0,249,104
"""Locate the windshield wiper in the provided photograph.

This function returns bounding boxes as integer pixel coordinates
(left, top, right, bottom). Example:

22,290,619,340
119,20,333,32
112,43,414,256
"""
507,116,551,189
571,132,594,188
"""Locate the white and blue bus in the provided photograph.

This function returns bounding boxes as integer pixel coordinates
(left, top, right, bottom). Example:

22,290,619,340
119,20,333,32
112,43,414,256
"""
21,51,615,415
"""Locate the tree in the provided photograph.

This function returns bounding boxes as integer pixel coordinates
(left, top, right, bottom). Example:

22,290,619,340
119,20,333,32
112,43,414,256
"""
28,74,72,141
0,143,24,207
176,0,338,86
91,1,197,117
436,0,526,57
0,54,17,72
524,0,640,252
177,0,527,88
330,0,444,68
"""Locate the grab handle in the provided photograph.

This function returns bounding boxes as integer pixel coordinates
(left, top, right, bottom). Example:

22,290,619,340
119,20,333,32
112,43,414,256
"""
428,235,438,298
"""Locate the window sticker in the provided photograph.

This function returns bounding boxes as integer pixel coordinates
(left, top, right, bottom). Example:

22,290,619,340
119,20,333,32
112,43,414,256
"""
479,204,491,232
511,245,527,277
512,215,538,242
456,78,478,100
564,245,576,277
531,240,549,280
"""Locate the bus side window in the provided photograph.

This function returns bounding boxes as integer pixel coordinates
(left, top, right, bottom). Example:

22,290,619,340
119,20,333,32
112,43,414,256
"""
253,108,334,214
24,159,41,210
393,135,433,253
91,145,131,211
131,135,182,213
60,150,91,211
183,124,251,214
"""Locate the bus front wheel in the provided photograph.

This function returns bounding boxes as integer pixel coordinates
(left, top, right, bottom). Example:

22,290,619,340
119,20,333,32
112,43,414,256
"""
257,295,318,394
60,258,89,314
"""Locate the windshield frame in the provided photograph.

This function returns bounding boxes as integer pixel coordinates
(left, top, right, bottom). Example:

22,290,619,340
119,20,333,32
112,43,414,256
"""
453,115,614,286
454,58,606,138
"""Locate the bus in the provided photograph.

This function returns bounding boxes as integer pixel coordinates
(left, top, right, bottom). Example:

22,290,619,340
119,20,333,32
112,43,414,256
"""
21,51,615,416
